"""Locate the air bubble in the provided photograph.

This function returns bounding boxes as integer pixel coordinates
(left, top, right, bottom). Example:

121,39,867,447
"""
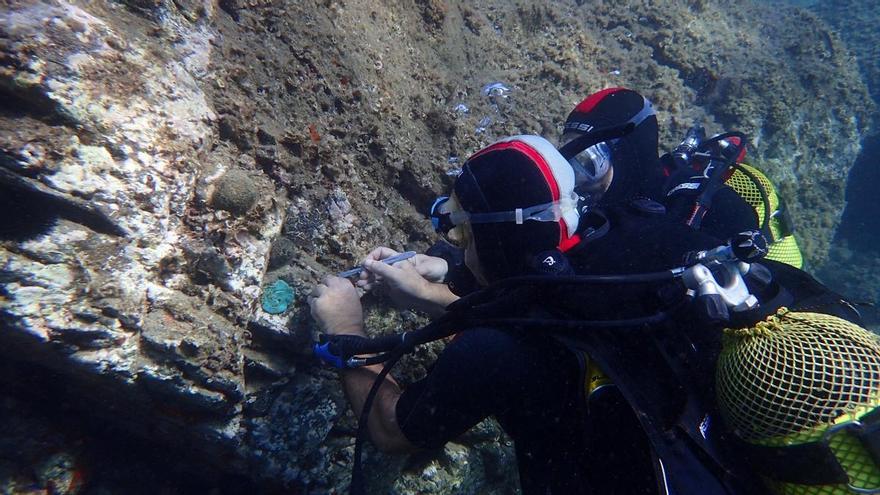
481,82,511,99
475,116,492,134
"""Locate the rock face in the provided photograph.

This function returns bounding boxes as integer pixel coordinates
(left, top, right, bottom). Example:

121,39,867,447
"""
0,0,281,488
809,0,880,111
804,0,880,327
0,0,872,493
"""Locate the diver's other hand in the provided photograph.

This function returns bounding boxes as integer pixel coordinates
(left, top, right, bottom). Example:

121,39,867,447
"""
409,254,448,283
309,276,364,336
362,259,458,317
358,247,448,289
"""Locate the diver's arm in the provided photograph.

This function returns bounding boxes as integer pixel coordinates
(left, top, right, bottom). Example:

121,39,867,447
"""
308,277,416,453
339,342,415,454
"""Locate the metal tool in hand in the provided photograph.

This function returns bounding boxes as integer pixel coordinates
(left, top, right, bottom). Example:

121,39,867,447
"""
337,251,417,278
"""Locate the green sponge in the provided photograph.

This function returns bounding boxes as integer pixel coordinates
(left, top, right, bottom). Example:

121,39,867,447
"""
261,279,295,314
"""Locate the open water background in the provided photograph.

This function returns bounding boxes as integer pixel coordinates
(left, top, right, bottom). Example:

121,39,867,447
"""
772,0,880,316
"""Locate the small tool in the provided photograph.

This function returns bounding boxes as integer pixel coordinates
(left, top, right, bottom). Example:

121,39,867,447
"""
337,251,417,278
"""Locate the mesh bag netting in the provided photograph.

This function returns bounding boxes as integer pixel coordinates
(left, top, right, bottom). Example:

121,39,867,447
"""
726,164,778,222
725,164,803,268
717,308,880,494
717,308,880,442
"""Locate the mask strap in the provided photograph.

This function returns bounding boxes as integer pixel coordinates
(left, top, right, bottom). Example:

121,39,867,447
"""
559,97,655,160
559,123,633,160
451,198,577,226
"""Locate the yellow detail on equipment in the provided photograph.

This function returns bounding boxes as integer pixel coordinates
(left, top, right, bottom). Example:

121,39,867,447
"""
717,308,880,494
725,164,804,269
585,357,612,397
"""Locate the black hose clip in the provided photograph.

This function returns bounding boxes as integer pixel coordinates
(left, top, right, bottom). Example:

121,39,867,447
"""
673,124,706,170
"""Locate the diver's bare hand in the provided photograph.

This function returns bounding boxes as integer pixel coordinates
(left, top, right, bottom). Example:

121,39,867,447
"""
361,259,458,317
357,247,448,290
308,276,364,336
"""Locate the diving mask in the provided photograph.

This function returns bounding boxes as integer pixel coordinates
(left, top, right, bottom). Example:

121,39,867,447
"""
567,141,612,187
559,96,655,187
430,195,579,236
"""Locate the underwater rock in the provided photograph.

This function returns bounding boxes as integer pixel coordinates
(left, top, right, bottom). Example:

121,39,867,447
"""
210,168,258,216
809,0,880,107
218,113,252,150
189,247,232,287
268,236,297,270
0,0,279,487
35,452,83,495
0,395,85,495
257,127,278,145
245,371,348,491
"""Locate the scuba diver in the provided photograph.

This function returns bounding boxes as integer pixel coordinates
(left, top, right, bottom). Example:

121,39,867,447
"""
311,91,880,495
311,134,775,494
560,86,804,269
555,87,880,495
432,87,805,301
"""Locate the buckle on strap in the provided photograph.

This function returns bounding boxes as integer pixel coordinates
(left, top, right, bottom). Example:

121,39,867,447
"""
823,420,880,494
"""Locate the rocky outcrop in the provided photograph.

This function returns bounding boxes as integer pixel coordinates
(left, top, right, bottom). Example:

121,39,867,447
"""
810,0,880,115
0,0,872,493
0,0,278,486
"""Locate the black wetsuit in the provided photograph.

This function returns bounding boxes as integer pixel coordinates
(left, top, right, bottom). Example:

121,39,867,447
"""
396,327,592,494
398,205,764,495
664,181,759,240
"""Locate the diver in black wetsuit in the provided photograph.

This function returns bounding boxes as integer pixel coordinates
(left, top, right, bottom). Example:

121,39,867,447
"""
430,86,805,303
309,133,769,494
560,86,804,269
429,86,797,300
310,81,879,494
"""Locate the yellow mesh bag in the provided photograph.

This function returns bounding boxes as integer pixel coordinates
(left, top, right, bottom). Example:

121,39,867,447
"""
717,308,880,494
725,164,803,268
767,235,804,270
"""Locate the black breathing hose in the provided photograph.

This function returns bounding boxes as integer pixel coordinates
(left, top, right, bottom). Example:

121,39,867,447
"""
349,317,459,495
350,345,406,495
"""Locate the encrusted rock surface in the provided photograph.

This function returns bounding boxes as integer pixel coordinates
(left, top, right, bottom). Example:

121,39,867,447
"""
0,0,873,493
0,0,279,488
809,0,880,110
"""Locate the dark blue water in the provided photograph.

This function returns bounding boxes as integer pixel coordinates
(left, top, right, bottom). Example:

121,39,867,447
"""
839,134,880,253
